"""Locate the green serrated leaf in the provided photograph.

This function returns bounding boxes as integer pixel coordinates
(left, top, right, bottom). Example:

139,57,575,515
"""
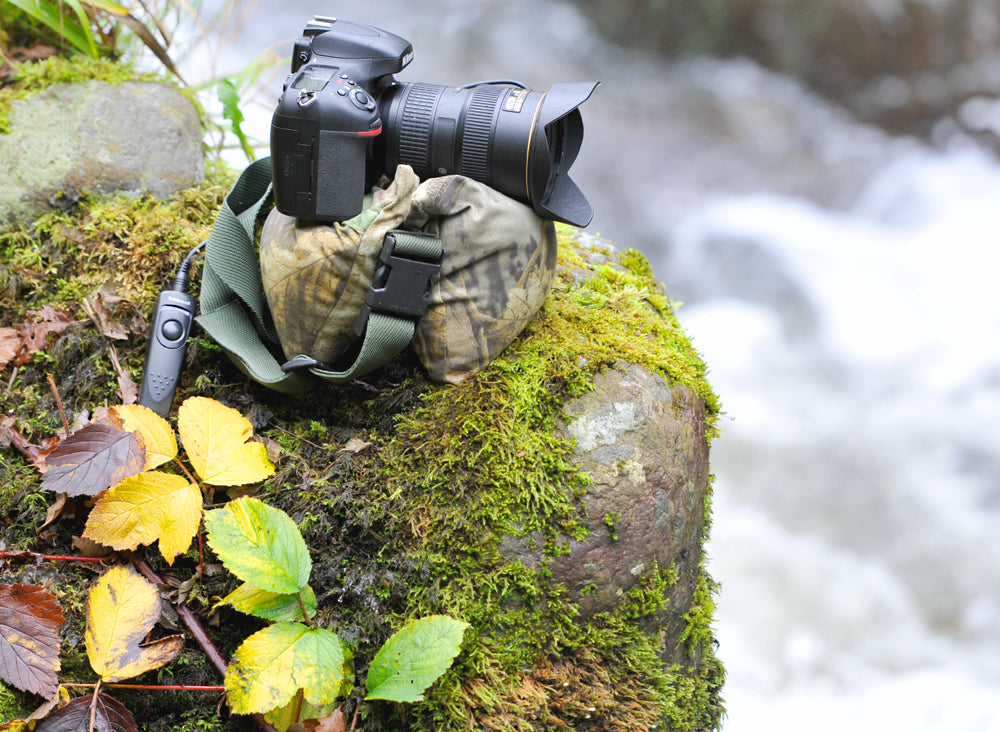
203,497,311,595
217,582,317,622
224,622,352,715
364,615,469,703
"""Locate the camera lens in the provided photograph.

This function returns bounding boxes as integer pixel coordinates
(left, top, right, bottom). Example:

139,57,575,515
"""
374,80,597,226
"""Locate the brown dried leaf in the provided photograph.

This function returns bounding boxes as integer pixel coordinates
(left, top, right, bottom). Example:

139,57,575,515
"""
70,535,114,558
312,707,348,732
34,693,137,732
17,308,74,360
0,326,20,369
38,493,69,533
39,423,145,497
0,415,16,448
0,584,66,697
107,347,138,406
80,291,129,341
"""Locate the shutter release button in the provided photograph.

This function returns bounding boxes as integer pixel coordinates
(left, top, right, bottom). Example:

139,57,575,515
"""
161,319,184,341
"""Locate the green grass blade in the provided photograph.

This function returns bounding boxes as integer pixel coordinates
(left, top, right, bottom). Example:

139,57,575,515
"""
6,0,99,57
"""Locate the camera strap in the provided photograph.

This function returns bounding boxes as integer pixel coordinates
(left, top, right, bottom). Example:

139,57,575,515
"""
195,157,442,392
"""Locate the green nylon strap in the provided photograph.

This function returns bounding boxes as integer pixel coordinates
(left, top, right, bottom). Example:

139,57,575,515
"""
194,157,442,390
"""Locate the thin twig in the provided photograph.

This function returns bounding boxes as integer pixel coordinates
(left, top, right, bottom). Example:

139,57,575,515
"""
89,679,102,732
5,425,40,463
61,682,225,692
133,559,229,678
47,373,69,437
173,456,199,487
0,551,107,564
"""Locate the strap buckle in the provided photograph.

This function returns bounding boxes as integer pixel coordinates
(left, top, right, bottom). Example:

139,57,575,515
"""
354,230,442,336
280,230,442,374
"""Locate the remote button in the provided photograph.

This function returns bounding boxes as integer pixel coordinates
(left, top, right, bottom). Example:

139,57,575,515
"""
161,319,184,341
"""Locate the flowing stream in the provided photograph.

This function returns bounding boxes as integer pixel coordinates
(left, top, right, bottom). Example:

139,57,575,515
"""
177,2,1000,728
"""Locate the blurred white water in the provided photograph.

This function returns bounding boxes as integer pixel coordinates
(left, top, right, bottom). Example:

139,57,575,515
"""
674,147,1000,730
168,1,1000,728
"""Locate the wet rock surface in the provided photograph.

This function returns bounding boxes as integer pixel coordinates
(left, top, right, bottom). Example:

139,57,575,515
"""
0,81,203,222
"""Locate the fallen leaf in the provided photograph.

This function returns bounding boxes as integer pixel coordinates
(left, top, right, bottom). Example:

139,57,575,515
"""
37,493,69,533
178,397,275,486
40,423,145,497
312,707,348,732
70,535,114,558
0,326,19,369
0,584,65,697
17,308,74,362
203,496,311,595
0,415,16,448
110,405,177,470
107,347,138,406
80,290,129,341
34,693,137,732
84,471,202,565
27,686,71,722
338,438,372,455
85,565,183,682
225,622,351,716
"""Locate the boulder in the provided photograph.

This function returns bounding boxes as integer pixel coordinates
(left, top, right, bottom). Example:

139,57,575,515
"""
0,79,722,732
0,80,203,222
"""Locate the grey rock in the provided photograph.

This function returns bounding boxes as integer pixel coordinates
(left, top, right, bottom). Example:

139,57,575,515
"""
502,361,711,665
0,81,203,222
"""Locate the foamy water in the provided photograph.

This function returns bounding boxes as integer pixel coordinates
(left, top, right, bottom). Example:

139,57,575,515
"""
675,146,1000,730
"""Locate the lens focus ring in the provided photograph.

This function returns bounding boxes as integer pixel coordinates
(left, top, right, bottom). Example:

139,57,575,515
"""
397,83,439,168
459,85,503,180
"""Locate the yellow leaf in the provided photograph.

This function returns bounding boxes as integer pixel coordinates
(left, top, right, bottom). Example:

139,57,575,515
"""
224,623,350,715
83,471,202,565
177,397,275,486
85,565,183,682
112,404,178,470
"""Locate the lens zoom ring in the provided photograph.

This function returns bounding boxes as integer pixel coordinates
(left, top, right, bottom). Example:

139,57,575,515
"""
461,86,503,180
398,83,439,167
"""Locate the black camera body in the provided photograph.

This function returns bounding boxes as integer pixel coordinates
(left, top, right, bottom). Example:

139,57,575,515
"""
271,16,598,226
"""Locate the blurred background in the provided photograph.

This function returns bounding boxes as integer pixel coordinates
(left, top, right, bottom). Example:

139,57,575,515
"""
46,0,1000,728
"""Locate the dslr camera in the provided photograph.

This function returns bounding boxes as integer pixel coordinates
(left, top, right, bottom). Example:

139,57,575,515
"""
271,16,598,226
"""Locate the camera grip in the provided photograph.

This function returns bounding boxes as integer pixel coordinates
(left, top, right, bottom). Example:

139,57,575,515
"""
138,290,196,415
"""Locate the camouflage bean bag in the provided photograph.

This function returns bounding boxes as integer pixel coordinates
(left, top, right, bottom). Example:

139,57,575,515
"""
259,165,557,384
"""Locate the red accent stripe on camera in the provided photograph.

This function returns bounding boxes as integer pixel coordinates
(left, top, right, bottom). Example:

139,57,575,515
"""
358,126,382,137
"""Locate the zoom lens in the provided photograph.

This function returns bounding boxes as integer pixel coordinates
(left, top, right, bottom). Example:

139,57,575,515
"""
374,80,597,226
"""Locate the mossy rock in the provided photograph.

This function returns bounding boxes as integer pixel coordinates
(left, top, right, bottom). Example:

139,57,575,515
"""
0,57,202,224
0,161,723,729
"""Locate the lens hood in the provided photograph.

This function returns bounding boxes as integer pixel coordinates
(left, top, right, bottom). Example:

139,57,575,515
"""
528,81,599,227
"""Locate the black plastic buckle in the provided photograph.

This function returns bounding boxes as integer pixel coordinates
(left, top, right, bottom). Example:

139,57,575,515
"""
354,232,442,335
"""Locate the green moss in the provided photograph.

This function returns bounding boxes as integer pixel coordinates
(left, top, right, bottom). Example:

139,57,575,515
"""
0,56,159,133
314,227,724,730
0,181,722,729
0,681,30,722
0,169,233,324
